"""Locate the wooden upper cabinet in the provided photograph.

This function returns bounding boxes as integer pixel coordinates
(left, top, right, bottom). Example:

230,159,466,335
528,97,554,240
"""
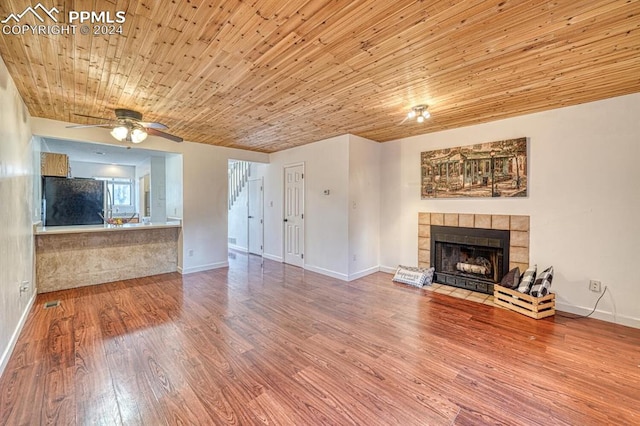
41,152,69,177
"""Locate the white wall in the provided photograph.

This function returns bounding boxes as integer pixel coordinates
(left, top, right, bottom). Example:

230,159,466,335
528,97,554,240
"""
136,158,151,218
0,57,36,376
149,156,167,223
263,134,381,281
265,135,350,278
69,161,134,179
32,136,43,220
348,135,381,279
30,118,269,274
165,153,183,219
380,93,640,327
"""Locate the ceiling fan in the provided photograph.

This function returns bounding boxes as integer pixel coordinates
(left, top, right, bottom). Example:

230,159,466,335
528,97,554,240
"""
67,109,183,143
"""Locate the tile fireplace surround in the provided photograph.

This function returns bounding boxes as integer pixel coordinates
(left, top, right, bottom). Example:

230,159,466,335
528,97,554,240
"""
418,213,530,274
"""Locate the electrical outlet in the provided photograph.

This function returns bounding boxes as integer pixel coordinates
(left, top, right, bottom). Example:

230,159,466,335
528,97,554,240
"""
589,280,602,292
188,249,194,257
352,254,357,261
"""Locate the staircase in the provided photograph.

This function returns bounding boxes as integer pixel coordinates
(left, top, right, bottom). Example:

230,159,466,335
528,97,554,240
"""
228,161,250,210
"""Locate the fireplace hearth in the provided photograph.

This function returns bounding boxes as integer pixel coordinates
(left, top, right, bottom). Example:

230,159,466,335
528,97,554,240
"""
430,225,510,294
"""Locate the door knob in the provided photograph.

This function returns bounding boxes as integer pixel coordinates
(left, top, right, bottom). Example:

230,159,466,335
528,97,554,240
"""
283,218,288,222
248,215,254,218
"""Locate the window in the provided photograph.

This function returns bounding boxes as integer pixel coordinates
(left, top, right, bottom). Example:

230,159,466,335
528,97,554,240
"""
97,177,133,206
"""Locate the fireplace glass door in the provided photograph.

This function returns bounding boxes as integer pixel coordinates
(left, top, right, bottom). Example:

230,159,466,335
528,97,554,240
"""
430,226,509,294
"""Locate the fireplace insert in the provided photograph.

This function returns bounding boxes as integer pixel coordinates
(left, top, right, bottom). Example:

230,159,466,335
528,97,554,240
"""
430,225,510,294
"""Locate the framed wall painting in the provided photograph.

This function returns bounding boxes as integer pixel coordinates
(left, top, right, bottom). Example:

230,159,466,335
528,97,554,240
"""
421,137,527,199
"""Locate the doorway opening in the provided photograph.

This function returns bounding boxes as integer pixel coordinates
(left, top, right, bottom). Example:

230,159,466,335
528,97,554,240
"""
227,160,265,260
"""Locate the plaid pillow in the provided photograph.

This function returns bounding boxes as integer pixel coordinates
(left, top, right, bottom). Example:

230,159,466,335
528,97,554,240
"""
530,266,553,297
500,267,520,289
517,264,537,294
393,265,435,287
423,267,435,286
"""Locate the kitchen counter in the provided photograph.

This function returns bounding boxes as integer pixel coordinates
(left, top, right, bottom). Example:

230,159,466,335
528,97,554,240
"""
35,221,181,293
35,220,181,235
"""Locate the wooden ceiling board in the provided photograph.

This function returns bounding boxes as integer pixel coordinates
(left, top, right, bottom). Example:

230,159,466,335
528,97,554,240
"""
1,0,639,152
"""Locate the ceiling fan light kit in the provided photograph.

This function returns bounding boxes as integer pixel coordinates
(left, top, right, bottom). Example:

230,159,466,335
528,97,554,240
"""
408,105,431,123
130,127,148,143
110,124,148,143
110,125,129,141
68,108,183,143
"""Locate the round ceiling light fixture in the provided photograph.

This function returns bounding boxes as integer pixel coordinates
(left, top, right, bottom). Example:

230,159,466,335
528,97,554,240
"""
408,105,430,123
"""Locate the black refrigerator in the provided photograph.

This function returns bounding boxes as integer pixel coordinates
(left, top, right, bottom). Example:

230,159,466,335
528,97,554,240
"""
42,177,105,226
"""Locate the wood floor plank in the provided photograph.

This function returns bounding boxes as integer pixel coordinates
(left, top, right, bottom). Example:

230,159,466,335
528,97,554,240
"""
1,251,639,425
247,390,303,425
73,309,121,425
0,342,47,425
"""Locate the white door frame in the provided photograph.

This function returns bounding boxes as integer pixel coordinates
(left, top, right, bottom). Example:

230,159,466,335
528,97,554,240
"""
283,162,304,267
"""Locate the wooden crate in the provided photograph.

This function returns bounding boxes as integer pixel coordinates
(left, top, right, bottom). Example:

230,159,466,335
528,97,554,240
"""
493,284,555,319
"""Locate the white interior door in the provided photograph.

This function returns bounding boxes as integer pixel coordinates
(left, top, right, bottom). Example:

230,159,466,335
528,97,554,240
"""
248,178,263,256
284,164,304,267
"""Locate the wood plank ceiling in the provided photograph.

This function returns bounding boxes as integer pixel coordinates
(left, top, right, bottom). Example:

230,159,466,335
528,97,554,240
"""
1,0,639,152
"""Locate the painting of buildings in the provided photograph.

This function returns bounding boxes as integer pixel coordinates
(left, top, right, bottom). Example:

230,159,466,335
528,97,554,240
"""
421,138,528,198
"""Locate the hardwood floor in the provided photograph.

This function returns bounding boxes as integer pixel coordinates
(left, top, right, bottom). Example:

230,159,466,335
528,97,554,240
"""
1,252,639,425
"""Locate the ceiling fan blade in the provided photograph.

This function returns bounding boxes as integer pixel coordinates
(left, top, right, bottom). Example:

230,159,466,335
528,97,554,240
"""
66,123,114,129
73,113,117,122
140,121,168,130
147,127,183,143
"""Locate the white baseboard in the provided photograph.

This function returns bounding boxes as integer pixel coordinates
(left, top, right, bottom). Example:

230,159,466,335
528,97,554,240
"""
304,264,349,281
0,292,36,378
228,244,248,253
263,253,283,263
180,261,229,275
555,302,640,329
348,266,380,281
379,265,397,274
